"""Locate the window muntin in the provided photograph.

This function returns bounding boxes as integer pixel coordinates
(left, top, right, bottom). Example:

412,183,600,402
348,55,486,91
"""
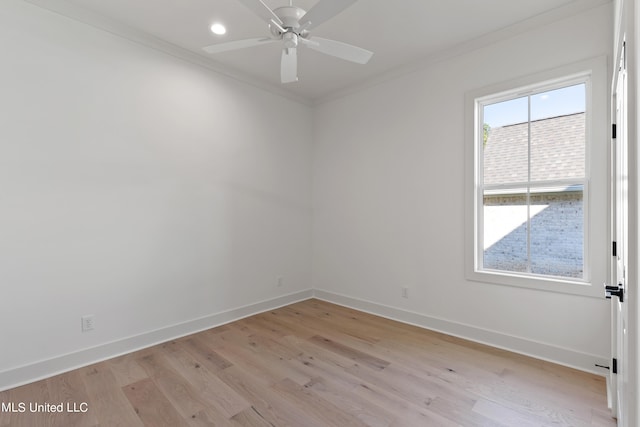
477,80,587,281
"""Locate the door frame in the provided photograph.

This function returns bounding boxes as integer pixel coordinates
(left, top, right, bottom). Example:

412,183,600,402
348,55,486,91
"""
610,40,627,422
610,1,638,426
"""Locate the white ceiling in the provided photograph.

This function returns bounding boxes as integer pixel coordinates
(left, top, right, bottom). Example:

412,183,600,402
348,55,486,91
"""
28,0,608,102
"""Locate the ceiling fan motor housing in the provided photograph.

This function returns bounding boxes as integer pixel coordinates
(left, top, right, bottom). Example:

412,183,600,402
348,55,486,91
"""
283,32,298,48
269,6,306,37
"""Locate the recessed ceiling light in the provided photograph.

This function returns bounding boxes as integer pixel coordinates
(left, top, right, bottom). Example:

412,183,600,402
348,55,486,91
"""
210,23,227,35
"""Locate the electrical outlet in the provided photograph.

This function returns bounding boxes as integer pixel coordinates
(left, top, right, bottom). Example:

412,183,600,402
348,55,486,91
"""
81,315,94,332
277,277,284,287
402,287,409,298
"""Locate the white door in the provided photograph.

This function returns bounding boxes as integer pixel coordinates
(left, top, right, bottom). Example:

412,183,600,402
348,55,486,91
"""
609,40,629,425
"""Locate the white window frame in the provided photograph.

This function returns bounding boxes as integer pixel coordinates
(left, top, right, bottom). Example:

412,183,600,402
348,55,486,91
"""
464,57,608,298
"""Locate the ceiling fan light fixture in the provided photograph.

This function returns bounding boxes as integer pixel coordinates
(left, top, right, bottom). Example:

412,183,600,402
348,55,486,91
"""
210,23,227,35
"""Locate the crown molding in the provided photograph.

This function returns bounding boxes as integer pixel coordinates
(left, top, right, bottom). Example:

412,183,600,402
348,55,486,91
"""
312,0,613,105
19,0,611,107
20,0,311,106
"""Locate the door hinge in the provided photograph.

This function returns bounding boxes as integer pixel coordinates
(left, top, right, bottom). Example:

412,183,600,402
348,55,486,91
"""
612,123,617,139
612,358,618,374
613,241,617,257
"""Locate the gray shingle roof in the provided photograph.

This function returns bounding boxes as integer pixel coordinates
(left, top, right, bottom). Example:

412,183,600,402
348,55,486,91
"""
483,112,585,185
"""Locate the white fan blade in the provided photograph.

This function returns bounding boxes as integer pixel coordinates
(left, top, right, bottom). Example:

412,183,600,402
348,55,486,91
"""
299,0,358,31
237,0,283,25
306,37,373,64
281,48,298,83
203,38,276,54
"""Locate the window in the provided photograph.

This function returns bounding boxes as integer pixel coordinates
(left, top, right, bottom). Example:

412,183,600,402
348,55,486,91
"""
480,81,587,280
465,57,608,297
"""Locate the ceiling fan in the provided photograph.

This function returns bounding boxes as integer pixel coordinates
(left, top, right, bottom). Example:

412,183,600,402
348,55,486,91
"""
202,0,373,83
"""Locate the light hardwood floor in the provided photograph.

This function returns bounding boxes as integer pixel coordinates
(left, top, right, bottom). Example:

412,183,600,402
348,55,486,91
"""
0,299,616,426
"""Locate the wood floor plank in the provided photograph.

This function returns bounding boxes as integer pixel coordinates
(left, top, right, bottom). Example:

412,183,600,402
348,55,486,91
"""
236,314,295,341
348,361,475,413
216,365,327,427
427,397,506,427
179,335,233,373
79,362,143,427
46,370,98,427
136,353,211,419
182,409,233,427
468,373,595,426
308,335,390,371
472,398,552,427
301,376,395,427
159,346,250,419
0,388,12,426
122,378,189,427
349,379,460,427
213,331,314,387
282,335,462,426
0,299,616,427
247,310,316,340
279,333,381,393
497,367,604,419
105,352,149,389
270,377,368,427
228,407,274,427
282,303,384,345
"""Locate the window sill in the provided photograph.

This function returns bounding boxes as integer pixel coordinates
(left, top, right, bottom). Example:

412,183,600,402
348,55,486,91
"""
467,269,603,298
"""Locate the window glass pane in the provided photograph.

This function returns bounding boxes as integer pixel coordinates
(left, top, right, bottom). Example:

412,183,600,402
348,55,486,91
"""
529,188,584,278
483,192,528,273
483,97,528,128
530,84,586,121
483,97,528,186
530,84,586,182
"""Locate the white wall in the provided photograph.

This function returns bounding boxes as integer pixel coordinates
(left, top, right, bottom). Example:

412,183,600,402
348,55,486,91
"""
0,0,312,385
313,4,613,372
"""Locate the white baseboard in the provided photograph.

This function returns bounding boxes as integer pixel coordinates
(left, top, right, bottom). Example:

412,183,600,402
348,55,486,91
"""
313,289,610,376
0,289,313,392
